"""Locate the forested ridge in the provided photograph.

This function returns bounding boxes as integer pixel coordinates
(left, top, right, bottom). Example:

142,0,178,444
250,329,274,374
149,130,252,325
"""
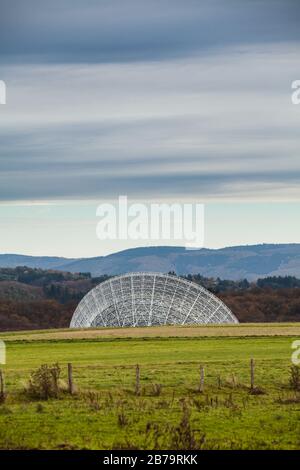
0,267,299,330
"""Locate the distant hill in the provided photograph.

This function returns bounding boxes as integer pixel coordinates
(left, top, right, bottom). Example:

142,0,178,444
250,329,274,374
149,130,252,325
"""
1,244,300,280
0,254,77,270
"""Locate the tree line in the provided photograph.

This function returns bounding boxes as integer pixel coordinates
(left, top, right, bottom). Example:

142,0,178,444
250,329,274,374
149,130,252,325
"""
0,267,299,330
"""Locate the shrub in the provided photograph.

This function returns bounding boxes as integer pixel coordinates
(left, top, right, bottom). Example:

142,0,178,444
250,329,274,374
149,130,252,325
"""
36,403,44,413
117,410,128,427
27,363,61,400
169,401,205,450
85,391,101,411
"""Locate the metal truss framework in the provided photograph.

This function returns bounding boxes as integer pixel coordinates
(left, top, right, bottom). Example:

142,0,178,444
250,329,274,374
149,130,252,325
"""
70,272,238,328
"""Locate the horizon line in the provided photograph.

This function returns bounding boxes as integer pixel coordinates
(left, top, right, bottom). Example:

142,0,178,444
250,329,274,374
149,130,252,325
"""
1,241,300,260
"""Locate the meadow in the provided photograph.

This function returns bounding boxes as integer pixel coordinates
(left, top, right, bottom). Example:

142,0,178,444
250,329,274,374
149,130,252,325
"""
0,324,300,450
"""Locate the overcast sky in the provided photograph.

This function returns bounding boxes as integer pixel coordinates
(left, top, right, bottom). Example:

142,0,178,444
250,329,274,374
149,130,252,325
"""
0,0,299,256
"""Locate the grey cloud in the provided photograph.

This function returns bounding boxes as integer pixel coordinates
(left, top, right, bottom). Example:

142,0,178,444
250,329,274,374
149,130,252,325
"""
0,116,300,201
1,91,300,201
1,0,300,63
0,166,299,201
1,3,300,203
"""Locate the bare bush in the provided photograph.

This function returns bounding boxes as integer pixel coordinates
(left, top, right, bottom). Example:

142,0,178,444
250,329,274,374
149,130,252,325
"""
168,401,205,450
117,409,128,427
85,391,101,411
26,363,61,400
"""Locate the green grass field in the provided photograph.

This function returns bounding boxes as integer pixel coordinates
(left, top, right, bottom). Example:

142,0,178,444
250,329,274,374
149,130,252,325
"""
0,324,300,450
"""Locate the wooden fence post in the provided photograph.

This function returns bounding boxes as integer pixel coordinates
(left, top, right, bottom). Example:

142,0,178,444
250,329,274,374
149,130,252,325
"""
68,363,74,395
250,358,255,390
0,370,5,401
199,365,205,393
135,364,140,396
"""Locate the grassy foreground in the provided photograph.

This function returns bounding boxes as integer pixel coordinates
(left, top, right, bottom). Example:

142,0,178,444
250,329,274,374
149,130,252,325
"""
0,324,300,449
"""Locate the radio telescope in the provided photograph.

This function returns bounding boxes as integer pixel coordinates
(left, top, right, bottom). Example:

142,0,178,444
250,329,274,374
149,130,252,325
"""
70,272,238,328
